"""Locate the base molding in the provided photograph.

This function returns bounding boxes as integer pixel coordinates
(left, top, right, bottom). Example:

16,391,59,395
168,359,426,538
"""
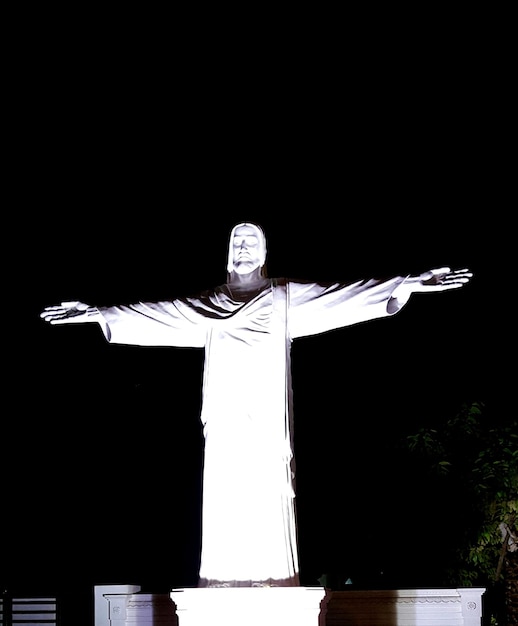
324,587,485,625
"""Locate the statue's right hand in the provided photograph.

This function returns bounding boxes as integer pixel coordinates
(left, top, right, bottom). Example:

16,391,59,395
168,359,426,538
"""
40,301,95,324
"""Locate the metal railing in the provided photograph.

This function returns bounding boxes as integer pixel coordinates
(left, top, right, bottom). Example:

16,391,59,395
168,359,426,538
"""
0,593,58,626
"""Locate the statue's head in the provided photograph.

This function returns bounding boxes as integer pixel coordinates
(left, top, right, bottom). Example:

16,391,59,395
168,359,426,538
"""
227,222,267,278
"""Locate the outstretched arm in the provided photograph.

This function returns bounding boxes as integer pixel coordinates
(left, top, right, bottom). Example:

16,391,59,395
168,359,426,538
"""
388,267,473,312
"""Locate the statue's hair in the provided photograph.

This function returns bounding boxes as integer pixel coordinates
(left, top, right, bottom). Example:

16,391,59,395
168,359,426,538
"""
226,222,268,277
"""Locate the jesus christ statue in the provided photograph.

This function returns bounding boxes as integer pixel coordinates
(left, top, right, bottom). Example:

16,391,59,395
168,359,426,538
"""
40,221,472,588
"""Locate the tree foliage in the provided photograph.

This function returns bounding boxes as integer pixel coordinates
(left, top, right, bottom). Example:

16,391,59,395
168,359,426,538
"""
406,400,518,587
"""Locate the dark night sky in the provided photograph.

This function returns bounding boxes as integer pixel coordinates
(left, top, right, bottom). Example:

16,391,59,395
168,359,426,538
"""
6,15,510,603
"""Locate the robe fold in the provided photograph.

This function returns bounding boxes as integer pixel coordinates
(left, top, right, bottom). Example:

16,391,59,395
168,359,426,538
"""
98,275,406,587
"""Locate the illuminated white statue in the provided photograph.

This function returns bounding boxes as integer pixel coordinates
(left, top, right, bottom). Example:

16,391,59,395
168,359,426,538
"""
40,222,472,588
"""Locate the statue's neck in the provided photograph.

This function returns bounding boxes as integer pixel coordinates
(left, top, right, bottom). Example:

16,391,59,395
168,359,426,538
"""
226,270,270,300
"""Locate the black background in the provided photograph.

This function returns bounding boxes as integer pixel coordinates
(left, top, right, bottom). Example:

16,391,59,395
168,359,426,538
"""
4,7,511,622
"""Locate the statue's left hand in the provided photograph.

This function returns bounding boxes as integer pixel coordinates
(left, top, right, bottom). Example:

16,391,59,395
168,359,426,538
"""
389,267,473,311
415,267,473,292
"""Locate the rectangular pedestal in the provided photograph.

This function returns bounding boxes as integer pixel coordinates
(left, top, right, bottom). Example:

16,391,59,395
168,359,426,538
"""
171,586,327,626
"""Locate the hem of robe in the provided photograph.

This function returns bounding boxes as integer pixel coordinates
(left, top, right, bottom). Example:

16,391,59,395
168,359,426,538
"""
197,574,300,588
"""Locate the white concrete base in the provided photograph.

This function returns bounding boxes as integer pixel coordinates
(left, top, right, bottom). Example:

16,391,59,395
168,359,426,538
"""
325,588,485,625
101,590,177,626
95,585,485,626
171,586,327,626
94,585,141,626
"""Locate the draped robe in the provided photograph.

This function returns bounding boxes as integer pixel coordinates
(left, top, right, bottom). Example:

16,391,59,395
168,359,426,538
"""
98,275,406,587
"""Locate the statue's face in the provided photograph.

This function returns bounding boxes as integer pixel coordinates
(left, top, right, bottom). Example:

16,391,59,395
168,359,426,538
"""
231,223,265,275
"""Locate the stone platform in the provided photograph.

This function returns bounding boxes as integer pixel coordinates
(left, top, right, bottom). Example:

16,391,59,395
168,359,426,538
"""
96,584,486,625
